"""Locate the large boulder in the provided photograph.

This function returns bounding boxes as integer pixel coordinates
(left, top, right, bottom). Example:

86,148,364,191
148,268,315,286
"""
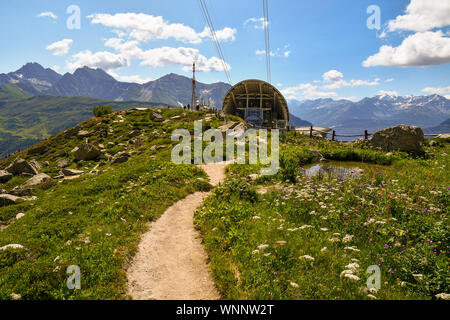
0,170,13,183
74,144,101,161
21,173,52,188
370,125,424,152
5,158,38,176
0,194,23,207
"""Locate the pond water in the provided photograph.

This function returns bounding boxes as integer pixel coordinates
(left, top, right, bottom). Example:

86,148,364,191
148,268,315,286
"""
302,161,392,179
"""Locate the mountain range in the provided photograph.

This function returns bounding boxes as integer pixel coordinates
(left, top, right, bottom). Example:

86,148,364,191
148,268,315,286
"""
289,94,450,134
0,63,230,107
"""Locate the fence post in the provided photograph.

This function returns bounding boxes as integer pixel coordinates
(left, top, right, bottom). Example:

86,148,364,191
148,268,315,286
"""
332,130,336,141
309,126,313,138
364,130,368,140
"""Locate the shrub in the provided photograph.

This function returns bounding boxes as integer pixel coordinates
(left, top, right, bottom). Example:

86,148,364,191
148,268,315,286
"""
93,105,113,117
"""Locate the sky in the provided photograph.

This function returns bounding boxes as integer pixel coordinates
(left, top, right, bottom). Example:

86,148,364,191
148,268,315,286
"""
0,0,449,101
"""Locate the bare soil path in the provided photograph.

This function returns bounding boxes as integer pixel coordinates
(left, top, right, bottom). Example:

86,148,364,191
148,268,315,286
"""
126,162,229,300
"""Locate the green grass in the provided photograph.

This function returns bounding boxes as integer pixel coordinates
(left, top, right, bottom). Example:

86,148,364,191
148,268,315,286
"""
195,139,449,300
0,108,219,300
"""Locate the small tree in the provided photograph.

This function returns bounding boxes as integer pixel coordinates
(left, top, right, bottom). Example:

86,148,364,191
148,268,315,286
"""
93,105,113,117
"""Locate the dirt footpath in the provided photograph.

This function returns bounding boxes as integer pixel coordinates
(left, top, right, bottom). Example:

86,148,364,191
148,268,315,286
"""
126,162,229,300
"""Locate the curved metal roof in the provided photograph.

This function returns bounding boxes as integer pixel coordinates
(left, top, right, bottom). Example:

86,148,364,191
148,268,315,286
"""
222,79,289,122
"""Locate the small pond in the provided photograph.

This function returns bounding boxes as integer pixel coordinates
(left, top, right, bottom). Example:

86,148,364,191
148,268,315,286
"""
302,161,392,179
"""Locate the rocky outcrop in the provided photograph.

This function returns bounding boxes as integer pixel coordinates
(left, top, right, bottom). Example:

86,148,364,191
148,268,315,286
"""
21,173,51,188
0,170,13,183
151,111,163,122
370,125,424,152
73,144,101,161
5,158,38,176
112,153,131,164
77,130,90,138
0,194,23,207
61,168,84,176
9,187,34,197
27,144,49,155
57,158,72,168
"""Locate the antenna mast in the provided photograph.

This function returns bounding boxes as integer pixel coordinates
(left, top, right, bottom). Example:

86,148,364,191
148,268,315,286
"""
191,61,196,110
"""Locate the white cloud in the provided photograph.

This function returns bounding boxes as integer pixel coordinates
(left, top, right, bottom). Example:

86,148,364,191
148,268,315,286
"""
200,26,236,42
323,70,344,82
387,0,450,32
281,83,337,100
108,71,151,84
363,31,450,67
422,86,450,99
104,38,143,59
322,70,379,89
244,17,268,30
88,13,236,44
38,12,57,19
378,90,399,97
51,65,60,72
137,46,229,72
104,38,229,73
67,50,128,71
385,78,395,82
46,39,73,56
256,48,290,58
255,49,275,57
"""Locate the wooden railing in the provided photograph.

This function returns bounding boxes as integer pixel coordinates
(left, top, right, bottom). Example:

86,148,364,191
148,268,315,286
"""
296,126,441,141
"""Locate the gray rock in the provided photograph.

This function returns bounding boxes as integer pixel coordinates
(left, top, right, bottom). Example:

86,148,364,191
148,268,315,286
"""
15,213,25,220
61,168,84,176
112,153,131,164
9,187,34,197
29,159,41,171
53,150,68,158
0,170,13,183
5,158,38,176
64,126,81,138
0,194,23,207
21,173,52,188
74,144,101,161
151,112,164,122
128,130,141,138
57,158,72,168
437,133,450,139
77,130,90,138
28,144,49,155
370,125,424,152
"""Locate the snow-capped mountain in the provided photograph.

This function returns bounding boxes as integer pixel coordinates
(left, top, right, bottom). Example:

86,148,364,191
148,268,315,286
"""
289,94,450,133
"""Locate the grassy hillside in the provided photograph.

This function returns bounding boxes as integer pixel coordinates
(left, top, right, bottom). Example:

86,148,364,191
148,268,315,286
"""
0,108,220,299
0,108,448,300
195,134,449,300
0,90,172,159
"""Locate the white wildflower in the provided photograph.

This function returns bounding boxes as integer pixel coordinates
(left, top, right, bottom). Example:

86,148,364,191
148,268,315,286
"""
300,255,315,261
258,244,269,250
290,282,299,288
344,274,360,281
342,234,354,243
435,293,450,300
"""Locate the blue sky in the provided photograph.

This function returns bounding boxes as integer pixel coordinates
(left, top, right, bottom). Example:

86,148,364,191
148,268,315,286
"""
0,0,449,100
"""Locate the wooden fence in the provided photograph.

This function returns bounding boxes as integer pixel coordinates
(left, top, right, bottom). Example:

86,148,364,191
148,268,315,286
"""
296,126,441,141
